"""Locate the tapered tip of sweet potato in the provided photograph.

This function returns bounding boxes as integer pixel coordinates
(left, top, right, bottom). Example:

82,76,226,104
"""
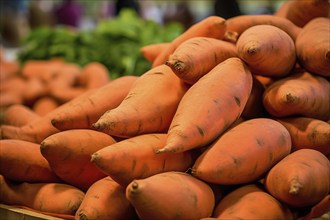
90,152,99,163
165,59,185,73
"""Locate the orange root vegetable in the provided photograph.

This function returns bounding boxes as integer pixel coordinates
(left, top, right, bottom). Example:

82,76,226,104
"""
20,59,65,82
0,60,20,81
126,171,215,220
191,118,292,185
78,62,111,89
236,24,296,77
274,0,330,28
264,149,330,207
51,75,138,131
140,42,170,63
295,17,330,77
23,77,48,104
93,64,189,138
2,104,40,126
165,37,237,84
0,175,84,216
152,15,227,67
33,96,60,116
241,76,268,119
0,139,61,183
224,14,301,42
156,57,252,154
0,77,26,107
276,117,330,156
75,176,137,220
213,184,293,220
297,195,330,220
262,71,330,121
40,129,116,191
91,133,198,187
0,86,97,143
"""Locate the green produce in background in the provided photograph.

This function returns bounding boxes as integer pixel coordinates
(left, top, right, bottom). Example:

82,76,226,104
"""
17,9,184,79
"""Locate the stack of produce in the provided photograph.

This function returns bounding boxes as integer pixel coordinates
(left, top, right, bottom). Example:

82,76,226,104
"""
0,0,329,219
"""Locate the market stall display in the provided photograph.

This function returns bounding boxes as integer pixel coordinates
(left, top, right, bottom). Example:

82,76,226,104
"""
0,0,329,219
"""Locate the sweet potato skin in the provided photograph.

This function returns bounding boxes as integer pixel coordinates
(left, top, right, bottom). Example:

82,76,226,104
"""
265,149,330,207
191,118,292,185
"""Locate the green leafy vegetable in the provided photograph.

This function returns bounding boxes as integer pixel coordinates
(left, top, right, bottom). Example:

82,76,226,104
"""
17,9,184,79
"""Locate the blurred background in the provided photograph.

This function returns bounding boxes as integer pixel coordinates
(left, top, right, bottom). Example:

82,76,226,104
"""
0,0,285,48
0,0,286,77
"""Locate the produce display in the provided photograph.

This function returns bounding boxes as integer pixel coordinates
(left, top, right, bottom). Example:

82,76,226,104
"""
17,9,184,79
0,0,330,219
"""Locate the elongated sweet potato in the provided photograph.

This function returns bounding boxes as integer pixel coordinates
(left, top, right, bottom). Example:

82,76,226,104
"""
93,64,189,138
265,149,330,207
40,129,116,191
165,37,237,84
191,118,292,184
213,184,293,219
275,0,330,28
2,104,40,126
51,75,138,131
140,42,170,63
75,176,137,220
0,139,61,183
156,57,252,154
91,133,198,187
126,171,215,220
263,71,330,121
0,175,84,216
295,17,330,77
276,116,330,156
152,15,227,67
224,14,301,42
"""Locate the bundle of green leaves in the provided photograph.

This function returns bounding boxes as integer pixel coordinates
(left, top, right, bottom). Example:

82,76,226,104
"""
17,9,184,79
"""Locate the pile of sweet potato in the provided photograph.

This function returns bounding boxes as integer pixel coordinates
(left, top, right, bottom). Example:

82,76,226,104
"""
0,0,329,219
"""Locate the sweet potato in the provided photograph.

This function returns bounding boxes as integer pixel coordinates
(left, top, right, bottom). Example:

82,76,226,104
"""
236,24,296,77
0,60,20,81
33,96,60,116
297,195,330,220
40,129,116,191
262,71,330,121
75,176,137,220
20,59,65,84
0,139,61,183
2,104,40,126
0,175,84,216
165,37,237,84
51,75,138,131
91,133,198,187
274,0,330,28
191,118,292,185
212,184,293,219
276,117,330,156
0,76,26,107
78,62,110,89
23,76,48,105
241,76,268,119
140,42,170,63
265,149,330,207
0,76,133,143
126,171,215,220
156,57,252,154
93,64,189,138
152,15,227,67
295,17,330,77
224,14,301,42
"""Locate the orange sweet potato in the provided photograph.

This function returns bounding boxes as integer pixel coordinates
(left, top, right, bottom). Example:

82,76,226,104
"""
265,149,330,207
40,129,117,191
